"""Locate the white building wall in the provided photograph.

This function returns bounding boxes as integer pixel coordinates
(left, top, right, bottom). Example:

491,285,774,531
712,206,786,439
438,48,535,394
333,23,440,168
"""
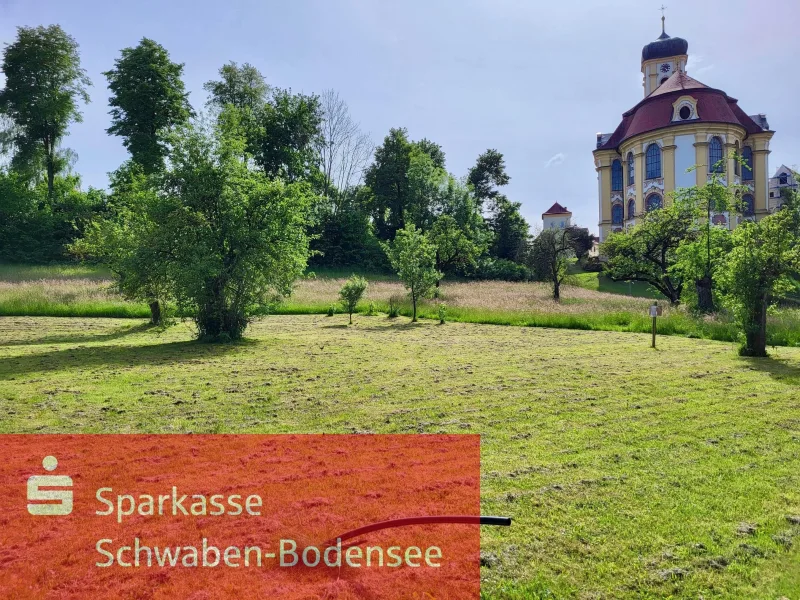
543,215,571,230
674,134,696,189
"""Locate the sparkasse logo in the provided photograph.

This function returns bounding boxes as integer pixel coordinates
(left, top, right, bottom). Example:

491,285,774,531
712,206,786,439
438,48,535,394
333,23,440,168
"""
27,456,73,516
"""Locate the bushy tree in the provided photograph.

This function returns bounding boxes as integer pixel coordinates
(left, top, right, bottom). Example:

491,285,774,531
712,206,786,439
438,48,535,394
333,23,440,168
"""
384,224,441,322
601,200,696,305
309,193,387,271
428,177,489,280
104,38,193,174
674,226,733,311
338,275,368,324
1,170,105,263
489,196,530,262
76,112,315,339
71,163,169,324
719,207,800,356
0,25,91,195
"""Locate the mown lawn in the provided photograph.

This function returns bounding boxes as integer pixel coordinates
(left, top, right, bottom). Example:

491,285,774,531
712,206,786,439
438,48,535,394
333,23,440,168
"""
1,315,799,598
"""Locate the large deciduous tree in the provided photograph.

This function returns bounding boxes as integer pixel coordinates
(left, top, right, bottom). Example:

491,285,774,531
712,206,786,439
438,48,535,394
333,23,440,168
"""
204,61,268,113
468,149,510,210
488,196,530,262
104,38,192,174
365,128,413,239
316,89,372,206
719,199,800,356
252,89,322,183
601,200,696,305
0,25,91,195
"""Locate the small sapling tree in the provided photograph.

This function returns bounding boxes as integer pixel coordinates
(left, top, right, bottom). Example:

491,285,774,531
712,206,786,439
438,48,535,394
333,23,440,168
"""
338,275,368,324
384,224,441,322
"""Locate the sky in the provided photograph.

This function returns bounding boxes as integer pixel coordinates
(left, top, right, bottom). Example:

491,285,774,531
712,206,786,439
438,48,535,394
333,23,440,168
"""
1,0,799,234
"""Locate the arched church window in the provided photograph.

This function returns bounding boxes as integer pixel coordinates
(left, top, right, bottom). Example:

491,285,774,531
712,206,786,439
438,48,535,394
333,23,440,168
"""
709,136,724,173
646,193,662,212
742,194,755,217
612,203,623,225
628,199,636,219
742,146,753,181
734,142,740,176
645,144,661,179
611,160,623,191
627,152,634,185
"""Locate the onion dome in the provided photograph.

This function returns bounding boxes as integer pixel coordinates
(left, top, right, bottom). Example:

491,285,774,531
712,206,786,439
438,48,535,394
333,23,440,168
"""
642,21,688,62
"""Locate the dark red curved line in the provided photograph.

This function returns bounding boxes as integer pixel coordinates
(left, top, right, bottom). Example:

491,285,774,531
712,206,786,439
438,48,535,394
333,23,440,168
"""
325,515,511,545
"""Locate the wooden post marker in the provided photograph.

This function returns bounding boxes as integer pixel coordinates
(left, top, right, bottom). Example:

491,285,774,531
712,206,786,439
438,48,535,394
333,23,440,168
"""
649,301,662,348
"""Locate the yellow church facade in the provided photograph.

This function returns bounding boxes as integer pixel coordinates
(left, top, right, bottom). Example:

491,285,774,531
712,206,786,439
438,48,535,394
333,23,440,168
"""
594,19,774,242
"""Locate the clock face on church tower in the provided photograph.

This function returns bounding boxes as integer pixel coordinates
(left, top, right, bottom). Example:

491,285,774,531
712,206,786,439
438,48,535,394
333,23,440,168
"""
660,63,671,73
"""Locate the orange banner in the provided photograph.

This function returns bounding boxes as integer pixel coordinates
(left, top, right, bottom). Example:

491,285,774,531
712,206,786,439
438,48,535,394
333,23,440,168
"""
0,434,480,599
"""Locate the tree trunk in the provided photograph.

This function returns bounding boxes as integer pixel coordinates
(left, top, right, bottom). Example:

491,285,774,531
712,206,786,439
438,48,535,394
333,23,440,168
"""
47,158,55,198
412,296,417,322
742,297,768,357
149,300,162,325
695,275,715,313
349,311,353,325
553,277,560,302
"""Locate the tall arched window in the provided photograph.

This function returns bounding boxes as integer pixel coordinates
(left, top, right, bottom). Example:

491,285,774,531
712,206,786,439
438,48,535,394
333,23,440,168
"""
709,136,724,173
734,141,740,176
628,199,636,219
627,152,634,185
742,194,755,217
742,146,753,181
612,203,623,225
646,193,663,212
611,160,623,191
645,144,661,179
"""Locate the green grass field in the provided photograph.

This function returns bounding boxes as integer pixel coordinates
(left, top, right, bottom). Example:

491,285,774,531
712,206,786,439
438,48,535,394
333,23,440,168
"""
1,314,799,598
2,263,799,347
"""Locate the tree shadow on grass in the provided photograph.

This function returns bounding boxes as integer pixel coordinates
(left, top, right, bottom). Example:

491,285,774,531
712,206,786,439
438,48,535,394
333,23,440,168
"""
0,322,156,348
742,355,800,385
0,339,247,379
352,321,428,333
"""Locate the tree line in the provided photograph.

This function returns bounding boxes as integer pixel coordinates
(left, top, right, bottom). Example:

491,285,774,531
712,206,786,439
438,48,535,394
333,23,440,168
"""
2,25,596,339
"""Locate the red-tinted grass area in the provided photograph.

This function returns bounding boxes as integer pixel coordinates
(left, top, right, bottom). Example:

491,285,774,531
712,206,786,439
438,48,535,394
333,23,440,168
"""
0,434,480,599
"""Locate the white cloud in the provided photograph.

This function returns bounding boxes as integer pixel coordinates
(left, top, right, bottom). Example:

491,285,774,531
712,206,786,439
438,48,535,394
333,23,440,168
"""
688,54,715,77
544,152,566,168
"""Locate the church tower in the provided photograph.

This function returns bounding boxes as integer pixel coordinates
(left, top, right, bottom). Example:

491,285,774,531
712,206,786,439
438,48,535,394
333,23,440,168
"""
641,13,688,96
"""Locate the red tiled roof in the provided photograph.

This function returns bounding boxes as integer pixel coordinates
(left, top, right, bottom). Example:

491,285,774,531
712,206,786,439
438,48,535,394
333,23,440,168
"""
596,71,768,152
647,71,707,97
543,202,571,215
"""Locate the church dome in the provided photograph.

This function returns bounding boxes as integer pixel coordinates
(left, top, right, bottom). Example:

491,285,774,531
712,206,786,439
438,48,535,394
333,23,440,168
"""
642,30,688,62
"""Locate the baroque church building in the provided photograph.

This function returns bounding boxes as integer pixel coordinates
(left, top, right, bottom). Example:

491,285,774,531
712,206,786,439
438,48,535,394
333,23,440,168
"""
594,18,774,242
